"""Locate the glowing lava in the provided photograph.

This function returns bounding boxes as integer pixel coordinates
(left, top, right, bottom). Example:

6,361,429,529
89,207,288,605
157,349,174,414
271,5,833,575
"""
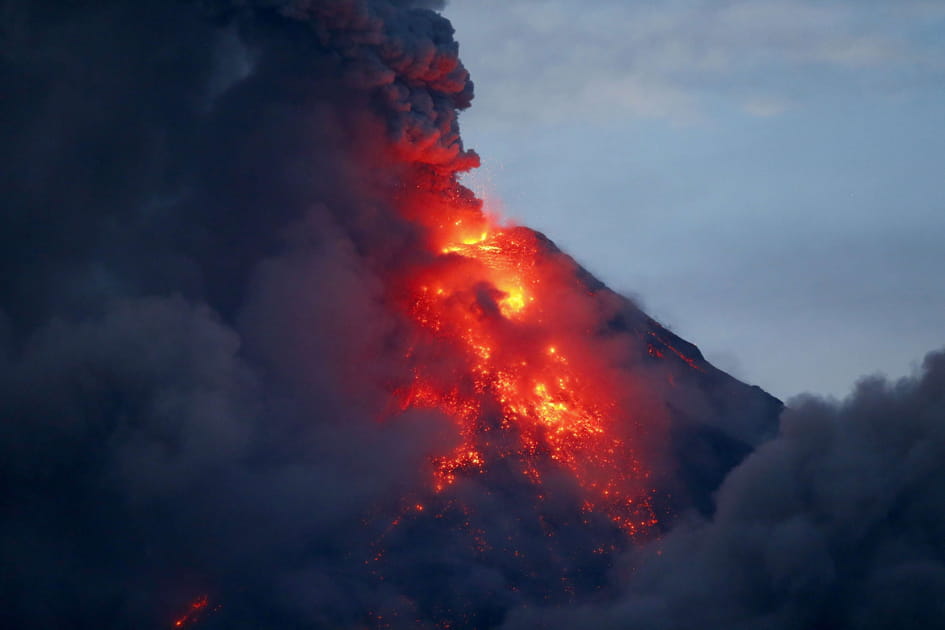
391,190,659,536
172,595,210,628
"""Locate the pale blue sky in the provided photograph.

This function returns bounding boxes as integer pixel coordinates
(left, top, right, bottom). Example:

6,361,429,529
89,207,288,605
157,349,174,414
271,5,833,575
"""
445,0,945,399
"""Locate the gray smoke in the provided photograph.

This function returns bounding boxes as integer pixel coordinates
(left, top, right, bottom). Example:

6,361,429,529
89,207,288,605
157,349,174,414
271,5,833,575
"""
503,349,945,630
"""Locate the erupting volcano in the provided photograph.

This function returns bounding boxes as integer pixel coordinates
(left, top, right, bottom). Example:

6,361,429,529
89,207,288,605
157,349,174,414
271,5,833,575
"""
0,1,812,629
6,1,945,629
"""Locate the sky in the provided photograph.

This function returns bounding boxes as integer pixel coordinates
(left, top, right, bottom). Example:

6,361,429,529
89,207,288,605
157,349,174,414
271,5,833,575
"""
444,0,945,400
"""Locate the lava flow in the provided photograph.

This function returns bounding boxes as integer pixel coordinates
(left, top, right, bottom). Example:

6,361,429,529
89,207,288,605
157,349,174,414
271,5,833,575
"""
171,595,216,628
389,186,659,536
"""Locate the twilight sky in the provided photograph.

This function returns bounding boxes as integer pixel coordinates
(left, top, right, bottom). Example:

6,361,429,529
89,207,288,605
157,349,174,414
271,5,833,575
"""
444,0,945,400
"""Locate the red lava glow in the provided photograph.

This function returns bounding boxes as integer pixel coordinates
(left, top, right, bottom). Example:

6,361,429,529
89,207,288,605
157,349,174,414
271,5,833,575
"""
390,186,660,536
172,595,219,628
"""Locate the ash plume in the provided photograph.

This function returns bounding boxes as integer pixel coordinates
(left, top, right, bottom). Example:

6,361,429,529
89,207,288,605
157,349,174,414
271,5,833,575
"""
1,1,941,630
503,350,945,630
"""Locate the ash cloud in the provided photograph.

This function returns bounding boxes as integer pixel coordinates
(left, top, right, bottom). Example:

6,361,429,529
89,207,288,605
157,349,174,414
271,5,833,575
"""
1,1,942,629
1,0,475,627
504,350,945,630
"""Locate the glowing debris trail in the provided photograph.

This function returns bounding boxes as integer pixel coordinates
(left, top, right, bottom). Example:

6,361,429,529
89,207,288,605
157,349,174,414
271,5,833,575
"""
172,596,209,628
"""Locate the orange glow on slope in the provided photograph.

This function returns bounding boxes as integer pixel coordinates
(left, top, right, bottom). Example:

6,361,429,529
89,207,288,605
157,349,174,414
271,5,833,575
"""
390,190,659,536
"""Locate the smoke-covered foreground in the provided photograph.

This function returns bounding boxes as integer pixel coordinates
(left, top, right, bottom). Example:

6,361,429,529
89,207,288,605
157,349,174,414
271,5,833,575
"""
505,350,945,630
1,1,943,629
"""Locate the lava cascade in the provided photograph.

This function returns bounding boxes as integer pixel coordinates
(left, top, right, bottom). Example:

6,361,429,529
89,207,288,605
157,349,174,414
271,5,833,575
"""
386,181,661,536
172,596,220,628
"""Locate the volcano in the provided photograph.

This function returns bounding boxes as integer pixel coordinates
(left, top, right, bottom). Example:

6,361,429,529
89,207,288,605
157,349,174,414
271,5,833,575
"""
358,214,784,627
356,199,783,627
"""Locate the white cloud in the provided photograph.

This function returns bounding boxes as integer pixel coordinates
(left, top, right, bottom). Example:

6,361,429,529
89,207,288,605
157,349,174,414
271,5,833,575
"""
742,95,792,117
445,0,943,125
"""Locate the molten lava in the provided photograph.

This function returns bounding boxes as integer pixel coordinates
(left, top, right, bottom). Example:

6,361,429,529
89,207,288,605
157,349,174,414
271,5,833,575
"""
391,188,659,536
172,595,210,628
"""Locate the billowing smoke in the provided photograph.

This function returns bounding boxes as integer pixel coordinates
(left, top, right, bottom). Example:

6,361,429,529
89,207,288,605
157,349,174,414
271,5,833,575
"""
1,1,942,629
504,350,945,630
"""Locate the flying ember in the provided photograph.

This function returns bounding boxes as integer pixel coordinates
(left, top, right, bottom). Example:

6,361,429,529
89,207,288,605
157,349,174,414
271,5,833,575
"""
172,596,212,629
